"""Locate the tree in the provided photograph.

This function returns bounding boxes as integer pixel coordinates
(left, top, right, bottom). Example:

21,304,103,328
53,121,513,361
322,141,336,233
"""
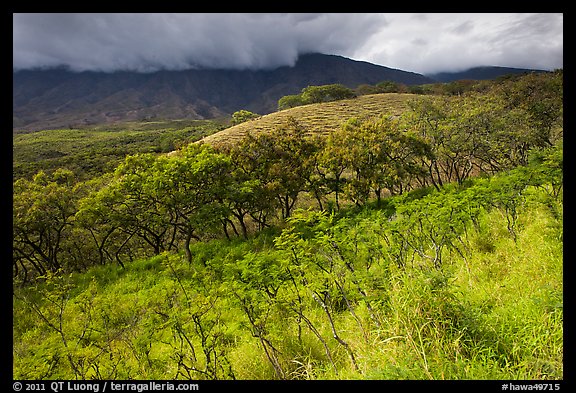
224,135,278,231
107,153,175,257
156,144,232,262
318,116,432,208
277,94,305,111
277,84,355,110
404,94,528,188
300,84,356,104
13,169,80,281
443,79,476,96
268,119,319,219
231,110,260,126
73,174,124,268
228,117,318,220
499,70,563,148
375,80,402,93
316,126,351,211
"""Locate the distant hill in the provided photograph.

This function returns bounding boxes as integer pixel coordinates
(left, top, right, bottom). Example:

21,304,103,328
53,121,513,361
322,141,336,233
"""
197,93,419,148
13,53,433,131
427,66,548,82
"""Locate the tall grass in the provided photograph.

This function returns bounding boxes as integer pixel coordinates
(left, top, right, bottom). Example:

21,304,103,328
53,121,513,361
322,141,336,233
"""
13,174,562,380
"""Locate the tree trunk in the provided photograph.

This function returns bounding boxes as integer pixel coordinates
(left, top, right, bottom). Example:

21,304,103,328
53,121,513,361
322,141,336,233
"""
184,232,193,264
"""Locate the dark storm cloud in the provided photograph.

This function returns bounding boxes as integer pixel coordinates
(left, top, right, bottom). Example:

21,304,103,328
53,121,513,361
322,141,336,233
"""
13,13,562,74
13,13,384,72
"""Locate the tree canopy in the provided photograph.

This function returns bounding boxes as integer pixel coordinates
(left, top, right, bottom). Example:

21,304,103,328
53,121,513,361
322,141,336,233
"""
13,71,563,284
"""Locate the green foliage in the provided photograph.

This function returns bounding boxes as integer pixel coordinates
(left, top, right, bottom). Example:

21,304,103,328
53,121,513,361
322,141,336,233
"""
13,71,563,380
278,84,356,110
356,80,409,95
87,144,233,262
13,72,563,285
231,110,260,126
13,170,86,281
13,120,225,181
226,117,320,221
301,84,356,104
277,94,306,110
14,155,563,379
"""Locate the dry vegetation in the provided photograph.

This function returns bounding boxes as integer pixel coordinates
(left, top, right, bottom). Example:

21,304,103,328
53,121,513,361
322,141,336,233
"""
200,93,418,147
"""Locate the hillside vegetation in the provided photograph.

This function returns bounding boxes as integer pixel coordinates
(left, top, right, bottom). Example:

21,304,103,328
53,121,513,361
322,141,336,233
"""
13,70,563,380
201,93,414,147
13,154,563,379
13,119,226,181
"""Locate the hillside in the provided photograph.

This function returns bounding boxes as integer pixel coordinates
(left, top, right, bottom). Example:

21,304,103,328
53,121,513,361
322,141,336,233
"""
13,158,563,380
13,53,433,132
199,93,417,147
12,70,563,381
12,93,417,179
13,119,226,181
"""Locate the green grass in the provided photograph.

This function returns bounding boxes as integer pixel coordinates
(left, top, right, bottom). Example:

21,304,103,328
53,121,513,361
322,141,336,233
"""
13,168,562,380
13,119,226,180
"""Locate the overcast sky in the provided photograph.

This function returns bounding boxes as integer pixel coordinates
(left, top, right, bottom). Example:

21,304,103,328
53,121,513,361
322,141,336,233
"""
13,13,563,75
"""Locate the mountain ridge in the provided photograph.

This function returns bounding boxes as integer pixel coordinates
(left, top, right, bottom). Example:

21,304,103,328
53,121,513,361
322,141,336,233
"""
13,53,548,132
13,53,433,131
426,65,548,82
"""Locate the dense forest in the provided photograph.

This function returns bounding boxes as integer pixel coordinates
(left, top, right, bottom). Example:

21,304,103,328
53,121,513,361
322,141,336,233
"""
13,71,563,380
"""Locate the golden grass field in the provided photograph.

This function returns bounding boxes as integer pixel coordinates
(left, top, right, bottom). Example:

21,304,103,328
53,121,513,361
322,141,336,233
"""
199,93,420,147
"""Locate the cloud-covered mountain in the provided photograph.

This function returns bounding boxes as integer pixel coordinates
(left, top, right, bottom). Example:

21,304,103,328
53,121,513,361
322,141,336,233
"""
13,13,563,75
13,53,433,131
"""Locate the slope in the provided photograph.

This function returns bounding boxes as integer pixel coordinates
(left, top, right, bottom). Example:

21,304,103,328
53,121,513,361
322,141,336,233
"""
13,53,433,132
13,158,563,380
198,93,418,147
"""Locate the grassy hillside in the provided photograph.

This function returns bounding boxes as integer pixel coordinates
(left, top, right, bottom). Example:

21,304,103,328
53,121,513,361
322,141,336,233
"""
13,93,415,179
13,160,563,380
201,93,417,147
13,119,226,180
12,71,563,381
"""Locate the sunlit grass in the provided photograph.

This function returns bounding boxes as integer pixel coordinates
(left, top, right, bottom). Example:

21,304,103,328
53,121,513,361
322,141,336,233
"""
13,175,562,380
201,93,419,147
